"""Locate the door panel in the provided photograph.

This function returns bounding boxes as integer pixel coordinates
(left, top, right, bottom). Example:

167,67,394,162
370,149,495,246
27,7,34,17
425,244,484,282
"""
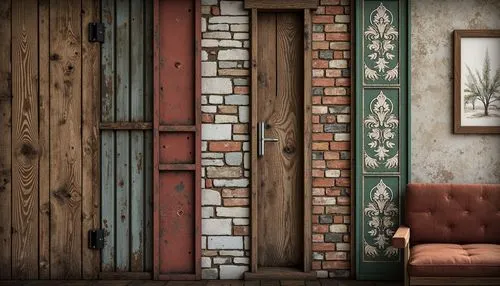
257,12,304,268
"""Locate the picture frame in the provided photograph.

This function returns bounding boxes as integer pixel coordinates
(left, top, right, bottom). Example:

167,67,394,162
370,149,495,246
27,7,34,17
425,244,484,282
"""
453,29,500,134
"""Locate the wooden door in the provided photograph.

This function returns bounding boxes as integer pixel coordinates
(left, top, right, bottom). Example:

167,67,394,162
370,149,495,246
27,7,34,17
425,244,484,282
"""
0,0,100,280
256,11,305,269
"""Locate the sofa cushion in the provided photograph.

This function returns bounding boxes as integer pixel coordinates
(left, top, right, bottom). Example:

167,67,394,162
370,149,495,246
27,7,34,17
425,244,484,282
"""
409,243,500,277
406,183,500,244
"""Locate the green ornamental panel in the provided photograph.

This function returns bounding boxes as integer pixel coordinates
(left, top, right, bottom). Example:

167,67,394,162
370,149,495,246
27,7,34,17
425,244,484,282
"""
355,0,410,280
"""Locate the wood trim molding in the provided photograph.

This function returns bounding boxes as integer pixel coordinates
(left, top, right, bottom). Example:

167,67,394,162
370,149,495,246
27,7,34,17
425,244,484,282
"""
244,0,318,9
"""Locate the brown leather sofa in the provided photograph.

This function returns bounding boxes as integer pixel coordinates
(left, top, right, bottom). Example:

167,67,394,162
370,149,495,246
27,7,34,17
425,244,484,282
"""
392,183,500,286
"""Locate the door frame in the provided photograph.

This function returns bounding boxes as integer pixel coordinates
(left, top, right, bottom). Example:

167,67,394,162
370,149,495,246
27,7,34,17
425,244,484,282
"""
248,4,313,276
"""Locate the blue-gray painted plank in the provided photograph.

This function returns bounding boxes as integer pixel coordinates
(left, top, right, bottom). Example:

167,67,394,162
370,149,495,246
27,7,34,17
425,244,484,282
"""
115,0,131,272
101,0,116,272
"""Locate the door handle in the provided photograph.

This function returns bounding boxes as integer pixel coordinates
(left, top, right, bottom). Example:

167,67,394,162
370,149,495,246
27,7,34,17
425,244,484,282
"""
258,121,278,157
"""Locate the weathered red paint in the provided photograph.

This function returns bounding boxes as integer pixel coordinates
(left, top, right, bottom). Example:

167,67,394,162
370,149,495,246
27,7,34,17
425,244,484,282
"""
153,0,201,280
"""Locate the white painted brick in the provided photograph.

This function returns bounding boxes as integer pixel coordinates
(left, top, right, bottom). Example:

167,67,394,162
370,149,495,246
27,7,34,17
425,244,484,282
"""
201,159,225,166
329,60,348,68
202,18,207,32
209,95,224,104
325,170,341,178
230,24,249,32
233,218,249,225
233,257,249,264
207,166,241,178
330,224,348,233
201,95,208,104
334,133,350,141
202,189,221,205
238,106,249,123
231,134,246,140
244,152,250,169
220,265,249,279
233,33,249,40
202,39,219,47
337,114,350,123
202,50,209,61
316,270,329,278
218,40,242,48
219,61,238,68
220,1,248,15
201,257,211,268
202,141,208,151
202,124,232,140
202,78,232,94
219,250,244,256
202,268,218,280
225,95,249,105
202,236,207,249
208,24,230,31
216,207,249,217
225,152,242,166
202,0,217,4
209,16,249,24
202,62,217,76
337,243,350,251
244,236,250,250
213,257,231,264
218,49,249,60
243,41,250,48
213,179,249,187
215,115,238,123
202,219,232,235
242,142,250,151
202,152,224,159
202,207,214,218
201,106,217,113
208,236,243,249
204,32,232,39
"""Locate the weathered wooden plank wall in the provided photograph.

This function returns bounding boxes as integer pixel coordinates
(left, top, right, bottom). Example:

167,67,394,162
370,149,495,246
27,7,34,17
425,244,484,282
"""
154,0,201,280
100,0,153,275
0,0,100,280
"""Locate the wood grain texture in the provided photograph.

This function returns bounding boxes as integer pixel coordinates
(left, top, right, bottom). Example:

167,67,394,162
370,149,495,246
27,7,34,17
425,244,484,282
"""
244,0,319,9
82,0,100,279
153,0,160,278
130,0,145,271
101,0,116,272
0,0,12,280
302,9,312,273
115,0,131,271
11,0,39,279
250,8,258,273
38,0,50,279
257,11,305,268
49,0,82,278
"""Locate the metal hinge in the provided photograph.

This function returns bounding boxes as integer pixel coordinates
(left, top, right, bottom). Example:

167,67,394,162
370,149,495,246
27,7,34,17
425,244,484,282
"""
88,23,105,43
88,229,105,249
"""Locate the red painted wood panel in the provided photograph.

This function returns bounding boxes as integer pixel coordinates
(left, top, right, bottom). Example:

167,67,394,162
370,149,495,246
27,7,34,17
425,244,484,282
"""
154,0,201,280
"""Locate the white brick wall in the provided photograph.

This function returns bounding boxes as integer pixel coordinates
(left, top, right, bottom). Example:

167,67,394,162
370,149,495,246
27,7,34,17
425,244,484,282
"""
201,0,250,279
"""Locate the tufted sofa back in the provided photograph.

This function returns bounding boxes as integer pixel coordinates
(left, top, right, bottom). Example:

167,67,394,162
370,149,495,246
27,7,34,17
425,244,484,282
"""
406,183,500,245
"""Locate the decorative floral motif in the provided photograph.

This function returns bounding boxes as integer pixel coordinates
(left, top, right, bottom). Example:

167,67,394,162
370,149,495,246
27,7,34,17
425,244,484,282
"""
364,180,399,258
364,91,399,169
364,3,399,81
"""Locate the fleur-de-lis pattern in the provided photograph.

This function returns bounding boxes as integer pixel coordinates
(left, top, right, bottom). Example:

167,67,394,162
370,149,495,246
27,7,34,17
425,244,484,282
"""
364,3,399,82
364,91,399,169
364,179,399,259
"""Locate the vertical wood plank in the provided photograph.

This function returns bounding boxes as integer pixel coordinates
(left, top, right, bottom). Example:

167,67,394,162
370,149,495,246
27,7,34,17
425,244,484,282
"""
250,8,258,273
144,0,154,272
153,0,160,279
130,0,145,272
11,0,39,279
0,0,12,280
49,0,82,279
38,0,50,279
82,0,101,278
303,8,312,273
101,0,116,272
115,0,130,272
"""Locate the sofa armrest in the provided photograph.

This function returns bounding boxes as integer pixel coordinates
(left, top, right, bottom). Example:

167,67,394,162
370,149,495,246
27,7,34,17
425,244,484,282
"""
392,226,410,249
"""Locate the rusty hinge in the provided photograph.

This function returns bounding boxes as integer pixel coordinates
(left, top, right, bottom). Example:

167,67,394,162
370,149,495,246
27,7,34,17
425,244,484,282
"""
88,23,105,43
88,229,105,249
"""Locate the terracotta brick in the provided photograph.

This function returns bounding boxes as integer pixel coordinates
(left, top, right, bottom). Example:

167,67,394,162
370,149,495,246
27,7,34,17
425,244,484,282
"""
313,206,325,214
234,86,249,94
333,215,343,223
336,178,350,187
313,78,335,87
313,124,324,133
325,32,350,41
211,6,220,15
312,169,325,177
313,178,335,187
312,142,329,151
313,133,333,141
233,225,249,235
323,96,350,104
326,160,350,169
325,69,342,77
312,243,335,251
312,160,326,169
330,142,350,150
321,0,341,4
312,261,322,270
233,124,248,134
324,151,340,160
222,188,249,198
312,41,330,50
218,105,238,114
313,59,329,68
323,261,350,269
312,188,325,196
209,141,241,152
313,33,325,41
312,51,319,59
312,115,320,123
312,15,334,23
324,87,346,95
312,224,329,233
326,188,341,196
312,96,322,105
206,179,213,188
334,51,344,59
325,251,347,260
313,234,324,242
336,78,351,86
202,114,214,123
224,198,249,206
325,6,344,15
337,196,350,205
341,169,350,177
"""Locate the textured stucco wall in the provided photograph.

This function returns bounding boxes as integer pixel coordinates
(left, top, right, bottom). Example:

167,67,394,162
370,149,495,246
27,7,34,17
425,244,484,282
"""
411,0,500,183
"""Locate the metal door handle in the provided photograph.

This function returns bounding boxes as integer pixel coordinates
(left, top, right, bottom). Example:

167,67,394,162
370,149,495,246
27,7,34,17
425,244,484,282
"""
258,121,278,157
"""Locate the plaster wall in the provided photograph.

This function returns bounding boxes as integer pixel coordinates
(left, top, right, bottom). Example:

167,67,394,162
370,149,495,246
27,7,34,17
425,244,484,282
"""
411,0,500,183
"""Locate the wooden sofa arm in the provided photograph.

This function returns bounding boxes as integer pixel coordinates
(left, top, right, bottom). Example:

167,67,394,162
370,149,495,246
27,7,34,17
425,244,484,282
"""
392,226,410,249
